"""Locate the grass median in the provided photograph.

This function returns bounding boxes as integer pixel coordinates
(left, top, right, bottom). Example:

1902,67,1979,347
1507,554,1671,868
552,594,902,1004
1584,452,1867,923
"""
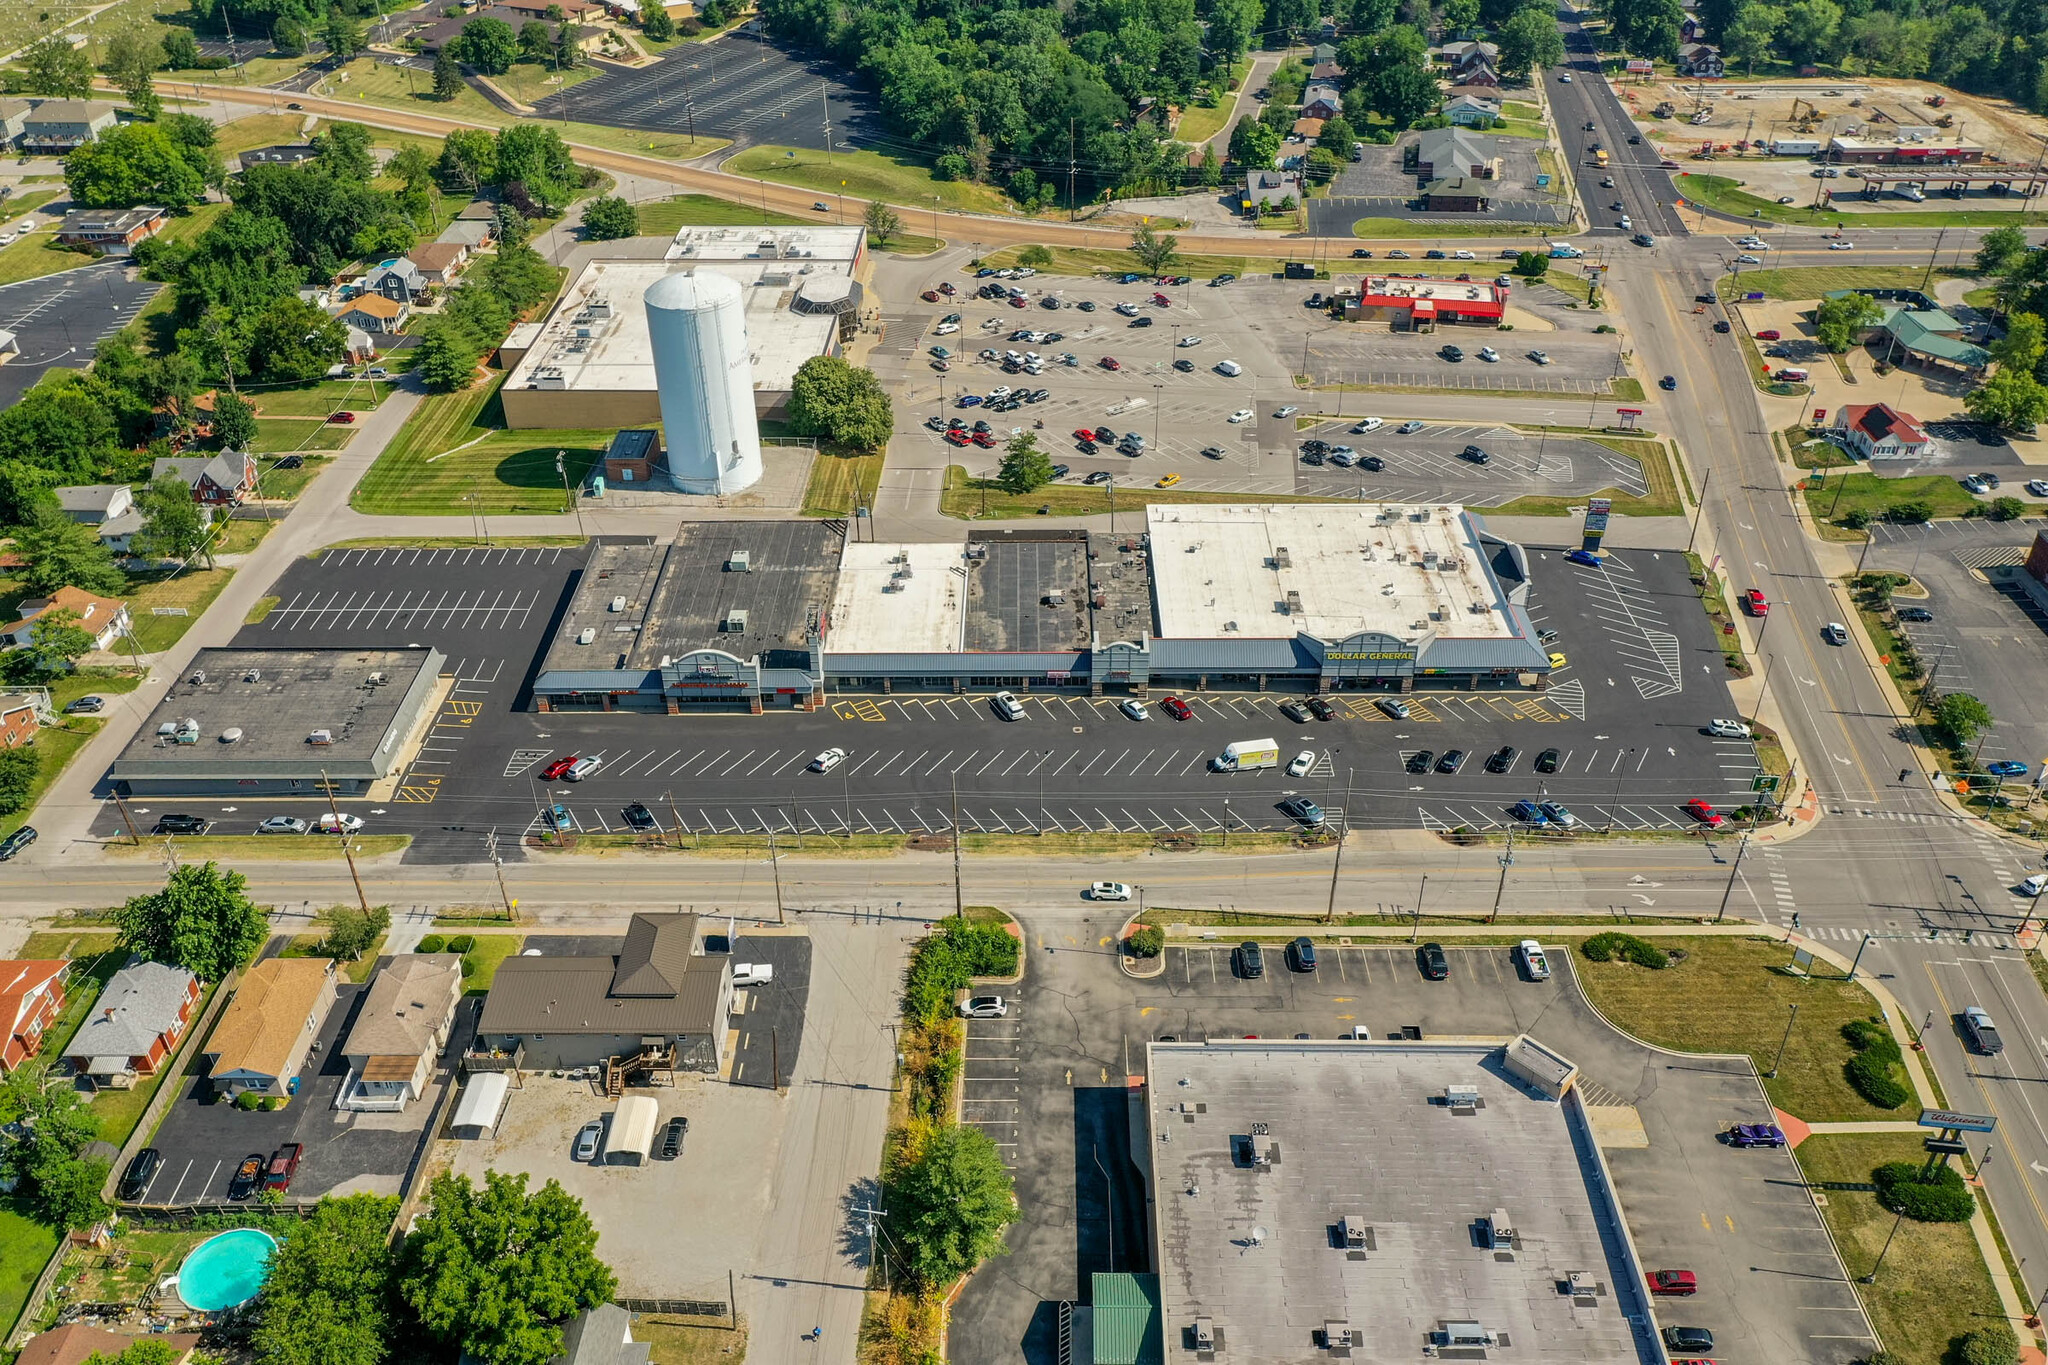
940,465,1337,519
103,834,412,859
1574,935,1913,1122
725,145,1013,217
801,448,882,519
1718,265,1970,301
636,193,808,235
1678,171,2035,230
1482,437,1682,517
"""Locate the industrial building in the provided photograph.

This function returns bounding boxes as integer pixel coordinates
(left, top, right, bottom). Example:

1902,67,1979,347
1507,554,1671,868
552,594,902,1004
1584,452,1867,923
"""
529,505,1547,710
106,647,444,796
498,226,865,431
1145,1039,1644,1365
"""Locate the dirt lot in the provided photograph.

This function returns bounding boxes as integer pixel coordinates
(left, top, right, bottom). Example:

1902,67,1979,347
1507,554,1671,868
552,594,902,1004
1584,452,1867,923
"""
1613,76,2047,165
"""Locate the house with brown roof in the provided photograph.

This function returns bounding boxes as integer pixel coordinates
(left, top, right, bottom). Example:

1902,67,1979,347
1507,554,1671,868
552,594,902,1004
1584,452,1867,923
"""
63,960,202,1088
339,954,463,1111
15,1323,201,1365
203,957,337,1097
0,960,68,1073
476,913,732,1070
406,240,471,286
1,585,132,653
334,293,408,334
1291,116,1326,140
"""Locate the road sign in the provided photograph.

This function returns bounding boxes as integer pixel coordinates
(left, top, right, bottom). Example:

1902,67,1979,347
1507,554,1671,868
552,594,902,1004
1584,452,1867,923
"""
1918,1108,1997,1133
1751,774,1779,793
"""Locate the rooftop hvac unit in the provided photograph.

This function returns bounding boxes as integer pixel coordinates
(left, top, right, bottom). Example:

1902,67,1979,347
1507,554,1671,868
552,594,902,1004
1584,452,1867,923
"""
722,608,749,632
366,672,386,685
1340,1215,1369,1248
1441,1323,1490,1348
1422,550,1439,568
586,296,612,317
609,595,627,612
1445,1083,1480,1107
965,542,987,560
1272,546,1292,569
1193,1320,1215,1350
243,669,261,683
727,550,752,572
1323,1321,1353,1350
894,565,916,580
220,727,242,744
882,580,903,593
1284,590,1304,615
156,722,177,738
1486,1208,1515,1248
189,670,207,684
577,628,596,645
307,729,333,745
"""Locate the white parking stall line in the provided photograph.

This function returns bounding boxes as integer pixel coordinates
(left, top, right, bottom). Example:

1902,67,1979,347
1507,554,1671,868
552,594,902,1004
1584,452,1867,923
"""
743,751,782,776
1146,807,1173,832
1119,807,1145,833
295,590,340,629
686,749,731,776
767,751,810,776
1074,751,1106,777
612,750,665,777
343,591,388,629
656,749,702,777
1124,749,1156,775
404,592,444,626
713,751,760,777
997,752,1028,776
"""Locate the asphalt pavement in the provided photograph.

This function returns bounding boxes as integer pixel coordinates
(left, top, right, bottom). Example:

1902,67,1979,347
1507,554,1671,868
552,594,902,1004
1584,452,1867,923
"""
0,263,162,409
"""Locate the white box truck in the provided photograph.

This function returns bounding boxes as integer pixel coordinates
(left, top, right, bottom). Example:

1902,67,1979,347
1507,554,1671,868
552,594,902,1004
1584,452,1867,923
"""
1770,137,1821,156
1548,242,1583,259
1210,739,1280,772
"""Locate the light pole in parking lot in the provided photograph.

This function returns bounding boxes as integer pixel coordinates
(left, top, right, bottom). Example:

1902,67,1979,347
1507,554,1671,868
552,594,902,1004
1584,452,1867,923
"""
1602,747,1634,832
1861,1205,1905,1285
1767,1001,1800,1079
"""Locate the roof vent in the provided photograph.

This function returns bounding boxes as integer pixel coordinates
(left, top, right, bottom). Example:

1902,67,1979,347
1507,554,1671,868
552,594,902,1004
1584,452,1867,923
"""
1272,546,1292,569
609,595,627,612
1284,590,1303,615
726,550,751,572
308,729,333,745
1193,1319,1215,1350
189,670,207,685
243,669,261,683
220,727,243,744
577,627,596,645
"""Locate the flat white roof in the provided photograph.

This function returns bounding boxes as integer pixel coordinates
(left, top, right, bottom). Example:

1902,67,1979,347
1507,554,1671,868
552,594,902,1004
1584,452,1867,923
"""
829,543,965,653
666,224,864,262
501,248,850,397
1146,504,1511,643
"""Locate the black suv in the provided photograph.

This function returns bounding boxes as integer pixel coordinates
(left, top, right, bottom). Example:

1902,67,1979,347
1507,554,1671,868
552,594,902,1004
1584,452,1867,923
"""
659,1116,689,1159
118,1147,162,1202
1534,748,1561,774
1435,749,1466,774
1287,937,1318,972
1461,444,1491,464
1301,450,1327,466
153,813,208,835
1484,745,1518,773
1305,697,1335,721
623,802,658,832
1441,344,1465,362
1417,942,1449,980
1236,940,1265,978
1406,750,1434,774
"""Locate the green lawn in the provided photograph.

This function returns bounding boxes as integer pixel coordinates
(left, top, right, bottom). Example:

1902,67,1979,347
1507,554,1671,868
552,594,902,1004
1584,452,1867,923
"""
247,378,387,417
1352,217,1556,238
460,934,525,995
282,931,386,983
249,418,356,454
1677,171,2037,229
1574,936,1913,1122
941,465,1339,519
725,145,1014,217
636,193,809,236
0,1197,62,1347
1803,472,1982,532
352,377,618,516
211,111,315,157
1,188,62,222
0,234,91,288
801,449,882,519
105,834,412,860
124,564,238,653
1172,64,1249,146
979,243,1299,280
1719,265,1968,301
0,722,99,839
1796,1134,2003,1365
255,453,333,501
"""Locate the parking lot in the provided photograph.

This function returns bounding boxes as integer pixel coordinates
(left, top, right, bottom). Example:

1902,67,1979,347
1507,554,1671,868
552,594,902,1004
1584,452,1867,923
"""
1307,124,1575,233
531,25,876,148
948,934,1869,1365
132,949,467,1206
0,262,163,409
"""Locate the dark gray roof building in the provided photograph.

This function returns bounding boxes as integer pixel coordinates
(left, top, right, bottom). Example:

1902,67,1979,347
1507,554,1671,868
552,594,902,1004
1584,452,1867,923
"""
553,1306,652,1365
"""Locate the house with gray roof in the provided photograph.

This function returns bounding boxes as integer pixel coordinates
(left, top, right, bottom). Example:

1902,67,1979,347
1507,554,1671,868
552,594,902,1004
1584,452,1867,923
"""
62,960,201,1087
54,483,151,553
1413,126,1498,180
552,1306,652,1365
339,954,463,1111
152,451,257,507
22,99,116,151
0,99,31,147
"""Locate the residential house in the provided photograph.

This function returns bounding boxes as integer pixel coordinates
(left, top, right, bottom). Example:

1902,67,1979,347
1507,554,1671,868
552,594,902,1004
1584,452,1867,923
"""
21,99,117,152
236,143,318,168
296,285,334,310
335,293,408,334
1300,83,1344,121
1439,40,1499,74
1310,42,1338,63
0,694,41,749
0,960,68,1073
54,206,166,255
1419,176,1493,211
475,912,734,1071
406,240,470,287
1291,116,1326,141
1310,60,1344,82
455,197,501,223
338,954,463,1111
1413,126,1498,180
361,258,427,305
436,217,496,251
409,5,537,51
1241,169,1302,215
202,956,337,1097
345,325,378,363
15,1323,201,1365
551,1305,652,1365
1832,402,1933,460
502,0,597,16
0,98,31,147
1681,12,1703,42
153,451,258,507
1,586,132,653
1446,79,1504,102
63,960,202,1088
55,483,133,527
1679,43,1725,77
1452,62,1501,88
1444,94,1502,126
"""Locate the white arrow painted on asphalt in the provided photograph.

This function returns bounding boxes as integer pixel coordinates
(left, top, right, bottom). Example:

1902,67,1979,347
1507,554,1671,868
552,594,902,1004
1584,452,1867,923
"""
1633,895,1656,906
2031,1161,2048,1175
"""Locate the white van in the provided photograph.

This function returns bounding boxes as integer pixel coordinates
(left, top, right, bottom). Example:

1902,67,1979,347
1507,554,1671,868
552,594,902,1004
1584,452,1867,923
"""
565,755,604,780
1215,360,1243,377
991,691,1027,720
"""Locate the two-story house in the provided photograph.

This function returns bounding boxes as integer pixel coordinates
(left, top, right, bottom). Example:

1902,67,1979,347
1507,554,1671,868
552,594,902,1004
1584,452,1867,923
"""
152,451,259,507
0,960,68,1073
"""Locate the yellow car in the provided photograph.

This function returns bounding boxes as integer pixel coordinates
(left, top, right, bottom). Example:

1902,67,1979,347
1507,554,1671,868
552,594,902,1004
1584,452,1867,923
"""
1157,473,1181,488
1548,651,1567,669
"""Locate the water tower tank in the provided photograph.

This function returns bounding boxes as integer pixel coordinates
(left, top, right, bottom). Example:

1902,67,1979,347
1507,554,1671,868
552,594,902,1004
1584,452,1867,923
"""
644,271,764,496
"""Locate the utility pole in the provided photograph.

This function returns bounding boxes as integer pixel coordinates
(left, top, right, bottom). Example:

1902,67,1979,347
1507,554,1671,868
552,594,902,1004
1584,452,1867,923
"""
1410,873,1427,942
664,789,682,849
114,793,142,846
1322,770,1351,923
485,828,515,919
1685,467,1711,556
320,768,369,913
1068,119,1078,223
766,812,786,925
1488,826,1514,924
950,774,964,920
1714,825,1751,921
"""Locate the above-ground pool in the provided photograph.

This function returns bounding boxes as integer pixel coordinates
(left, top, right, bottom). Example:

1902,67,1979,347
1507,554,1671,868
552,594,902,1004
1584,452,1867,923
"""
176,1228,278,1311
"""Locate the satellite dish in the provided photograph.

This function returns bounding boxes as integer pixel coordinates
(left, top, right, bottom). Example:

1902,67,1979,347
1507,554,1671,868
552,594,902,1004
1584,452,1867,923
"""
1250,1226,1268,1246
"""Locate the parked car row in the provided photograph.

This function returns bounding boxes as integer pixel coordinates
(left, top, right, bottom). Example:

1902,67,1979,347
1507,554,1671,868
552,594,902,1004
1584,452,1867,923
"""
149,813,363,835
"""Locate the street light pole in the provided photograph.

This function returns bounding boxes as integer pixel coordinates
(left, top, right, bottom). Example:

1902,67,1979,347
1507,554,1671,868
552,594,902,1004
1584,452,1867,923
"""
1322,770,1351,924
1861,1207,1905,1283
1714,827,1750,922
1768,1001,1800,1078
1488,826,1514,924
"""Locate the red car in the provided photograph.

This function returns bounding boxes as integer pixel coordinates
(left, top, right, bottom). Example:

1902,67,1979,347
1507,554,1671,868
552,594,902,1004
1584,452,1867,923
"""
1755,329,1781,341
1743,589,1768,616
1008,295,1028,308
540,756,578,781
264,1141,303,1191
1160,696,1193,720
1683,799,1726,829
920,289,941,302
1100,356,1121,370
937,282,956,296
1151,292,1171,305
971,431,996,447
327,410,357,424
1649,1270,1698,1296
945,429,970,445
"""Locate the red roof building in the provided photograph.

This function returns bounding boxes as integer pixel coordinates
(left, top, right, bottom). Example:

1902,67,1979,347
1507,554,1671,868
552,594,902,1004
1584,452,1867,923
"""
1833,402,1932,459
0,960,68,1073
1340,275,1508,329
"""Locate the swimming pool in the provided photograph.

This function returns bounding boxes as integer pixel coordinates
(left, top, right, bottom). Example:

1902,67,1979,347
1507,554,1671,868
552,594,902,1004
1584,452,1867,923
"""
176,1228,278,1311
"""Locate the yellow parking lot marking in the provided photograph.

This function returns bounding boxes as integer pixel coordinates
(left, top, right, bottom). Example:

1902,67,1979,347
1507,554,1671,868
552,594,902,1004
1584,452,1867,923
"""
1514,699,1565,722
395,782,441,803
446,699,482,717
832,699,887,721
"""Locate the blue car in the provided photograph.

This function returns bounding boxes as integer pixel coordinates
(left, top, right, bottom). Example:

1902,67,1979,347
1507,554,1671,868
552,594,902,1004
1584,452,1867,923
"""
1987,760,2029,778
976,267,996,277
550,804,572,831
1728,1123,1787,1148
957,394,983,407
1565,548,1603,567
1510,800,1549,825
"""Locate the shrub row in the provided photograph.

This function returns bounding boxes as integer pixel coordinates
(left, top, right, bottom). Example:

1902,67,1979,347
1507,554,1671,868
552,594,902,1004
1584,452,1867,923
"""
1872,1160,1975,1223
1579,932,1668,969
1841,1018,1912,1110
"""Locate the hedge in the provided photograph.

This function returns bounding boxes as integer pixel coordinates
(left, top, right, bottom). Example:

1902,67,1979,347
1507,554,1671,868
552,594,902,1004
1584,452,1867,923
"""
447,935,476,953
1872,1161,1975,1222
903,920,1021,1024
1127,925,1164,958
1959,1325,2019,1365
1842,1018,1911,1110
418,934,446,952
1579,932,1668,969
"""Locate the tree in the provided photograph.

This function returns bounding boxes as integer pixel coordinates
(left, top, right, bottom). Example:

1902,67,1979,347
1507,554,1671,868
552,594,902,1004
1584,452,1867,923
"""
1606,0,1683,58
324,9,364,63
518,19,555,63
862,200,904,246
1777,0,1842,65
0,1061,106,1228
996,432,1056,493
246,295,349,384
452,16,518,74
314,121,376,183
21,35,95,97
133,471,211,563
65,124,207,210
1196,142,1222,186
1316,113,1357,157
1723,2,1782,74
0,747,39,815
1440,0,1479,34
399,1170,616,1365
884,1124,1018,1288
1128,222,1180,275
1497,6,1565,75
212,391,258,450
1813,291,1880,352
787,355,893,451
1018,245,1053,268
251,1193,402,1365
1990,312,2045,373
16,608,97,677
493,124,577,211
1206,0,1260,63
439,128,498,190
163,28,203,69
1958,1325,2021,1365
579,194,637,240
1966,368,2048,432
105,31,166,120
1304,145,1343,185
1362,58,1440,130
317,904,390,961
116,861,269,981
14,508,127,597
553,21,582,68
1975,225,2030,278
413,322,485,392
1932,692,1993,748
1227,115,1280,169
272,17,307,56
641,2,675,40
433,45,464,98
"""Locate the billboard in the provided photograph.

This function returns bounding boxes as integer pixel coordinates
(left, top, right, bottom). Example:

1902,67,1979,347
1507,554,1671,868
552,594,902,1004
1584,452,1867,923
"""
1583,496,1612,537
1625,58,1653,72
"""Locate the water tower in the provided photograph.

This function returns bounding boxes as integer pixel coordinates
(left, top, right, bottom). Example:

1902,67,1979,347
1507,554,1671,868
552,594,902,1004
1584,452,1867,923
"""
644,270,764,496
